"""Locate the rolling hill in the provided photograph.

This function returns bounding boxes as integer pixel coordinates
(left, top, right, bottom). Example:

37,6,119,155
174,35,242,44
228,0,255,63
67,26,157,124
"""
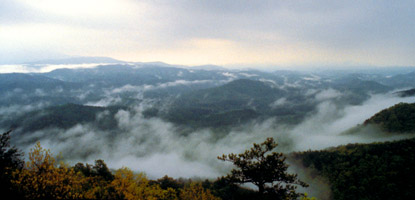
292,138,415,200
7,104,125,133
363,103,415,133
164,79,291,127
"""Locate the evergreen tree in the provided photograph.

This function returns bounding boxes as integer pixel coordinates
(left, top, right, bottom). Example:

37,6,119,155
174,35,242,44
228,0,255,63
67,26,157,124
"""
218,137,308,199
0,130,24,196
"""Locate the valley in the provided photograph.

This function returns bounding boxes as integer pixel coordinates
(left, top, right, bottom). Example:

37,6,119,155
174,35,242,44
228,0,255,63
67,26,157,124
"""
1,61,415,199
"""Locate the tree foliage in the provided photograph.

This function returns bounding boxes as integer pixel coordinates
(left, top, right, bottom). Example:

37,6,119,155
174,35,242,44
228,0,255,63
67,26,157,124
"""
1,132,318,200
364,102,415,133
0,130,24,196
293,138,415,200
218,137,308,199
110,167,179,200
12,142,85,199
7,141,222,199
179,182,220,200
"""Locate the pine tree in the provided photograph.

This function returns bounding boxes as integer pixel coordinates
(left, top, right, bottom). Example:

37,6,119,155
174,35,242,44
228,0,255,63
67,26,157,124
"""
218,137,308,199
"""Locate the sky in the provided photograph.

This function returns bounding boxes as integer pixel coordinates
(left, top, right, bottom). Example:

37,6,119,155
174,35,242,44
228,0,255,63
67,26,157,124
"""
1,0,415,68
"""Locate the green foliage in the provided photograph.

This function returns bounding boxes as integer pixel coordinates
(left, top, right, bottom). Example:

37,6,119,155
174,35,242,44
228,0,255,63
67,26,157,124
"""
166,79,287,127
395,88,415,97
74,160,114,181
152,176,261,200
156,175,185,190
0,73,67,93
208,177,258,200
9,103,124,132
218,138,308,199
0,130,24,197
293,138,415,200
364,102,415,133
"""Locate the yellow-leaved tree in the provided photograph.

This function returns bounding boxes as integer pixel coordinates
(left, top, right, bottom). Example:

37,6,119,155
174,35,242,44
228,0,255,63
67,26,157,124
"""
110,167,178,200
179,182,221,200
10,142,222,200
12,142,85,199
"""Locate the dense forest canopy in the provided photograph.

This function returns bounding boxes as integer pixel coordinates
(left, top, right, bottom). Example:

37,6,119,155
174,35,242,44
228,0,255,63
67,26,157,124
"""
292,138,415,200
364,103,415,133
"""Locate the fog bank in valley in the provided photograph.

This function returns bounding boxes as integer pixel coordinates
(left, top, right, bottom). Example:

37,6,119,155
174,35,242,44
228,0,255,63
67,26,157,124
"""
11,91,415,180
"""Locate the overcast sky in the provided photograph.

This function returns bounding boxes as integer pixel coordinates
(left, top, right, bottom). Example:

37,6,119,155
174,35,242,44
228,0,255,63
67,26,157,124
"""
1,0,414,68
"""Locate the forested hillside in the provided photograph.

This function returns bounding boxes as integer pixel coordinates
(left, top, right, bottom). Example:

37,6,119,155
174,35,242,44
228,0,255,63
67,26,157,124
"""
6,104,124,133
292,138,415,200
395,88,415,97
363,103,415,133
165,79,285,127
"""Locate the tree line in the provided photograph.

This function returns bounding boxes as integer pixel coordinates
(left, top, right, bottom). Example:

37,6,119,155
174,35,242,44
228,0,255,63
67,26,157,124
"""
0,130,312,200
292,138,415,200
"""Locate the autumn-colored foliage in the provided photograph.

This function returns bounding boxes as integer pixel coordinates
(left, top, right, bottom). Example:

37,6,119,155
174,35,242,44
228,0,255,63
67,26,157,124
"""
111,167,177,200
9,141,222,200
12,142,84,199
2,131,312,200
179,182,220,200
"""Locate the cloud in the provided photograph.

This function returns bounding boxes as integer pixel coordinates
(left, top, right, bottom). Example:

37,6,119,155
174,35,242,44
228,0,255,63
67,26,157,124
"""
142,0,415,66
289,93,415,151
269,97,287,108
3,80,415,200
85,96,122,107
221,72,237,79
14,92,413,177
239,73,258,78
0,102,48,116
259,78,277,86
34,89,46,96
303,74,321,81
110,79,229,94
0,65,38,73
0,64,108,74
83,78,232,106
314,88,343,101
2,89,413,200
2,0,415,67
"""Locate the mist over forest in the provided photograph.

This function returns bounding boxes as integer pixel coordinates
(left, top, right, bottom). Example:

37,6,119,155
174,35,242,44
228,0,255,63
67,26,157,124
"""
2,0,415,199
1,59,415,199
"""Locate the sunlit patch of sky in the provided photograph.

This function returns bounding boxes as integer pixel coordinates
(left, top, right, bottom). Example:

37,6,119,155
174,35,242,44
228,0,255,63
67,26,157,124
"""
1,0,414,69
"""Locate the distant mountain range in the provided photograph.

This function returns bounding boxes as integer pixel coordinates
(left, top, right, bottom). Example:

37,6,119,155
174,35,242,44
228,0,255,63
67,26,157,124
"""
1,63,415,134
2,59,415,200
25,56,126,65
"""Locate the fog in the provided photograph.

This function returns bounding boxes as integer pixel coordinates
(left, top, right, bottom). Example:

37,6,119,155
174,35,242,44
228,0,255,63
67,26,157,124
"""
10,91,415,182
0,63,110,74
2,72,414,200
289,93,415,151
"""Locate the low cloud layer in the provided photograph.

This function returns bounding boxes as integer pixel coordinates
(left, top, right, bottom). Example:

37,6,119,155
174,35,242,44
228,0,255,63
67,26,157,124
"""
2,87,413,200
10,92,415,182
0,64,104,73
289,93,415,151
